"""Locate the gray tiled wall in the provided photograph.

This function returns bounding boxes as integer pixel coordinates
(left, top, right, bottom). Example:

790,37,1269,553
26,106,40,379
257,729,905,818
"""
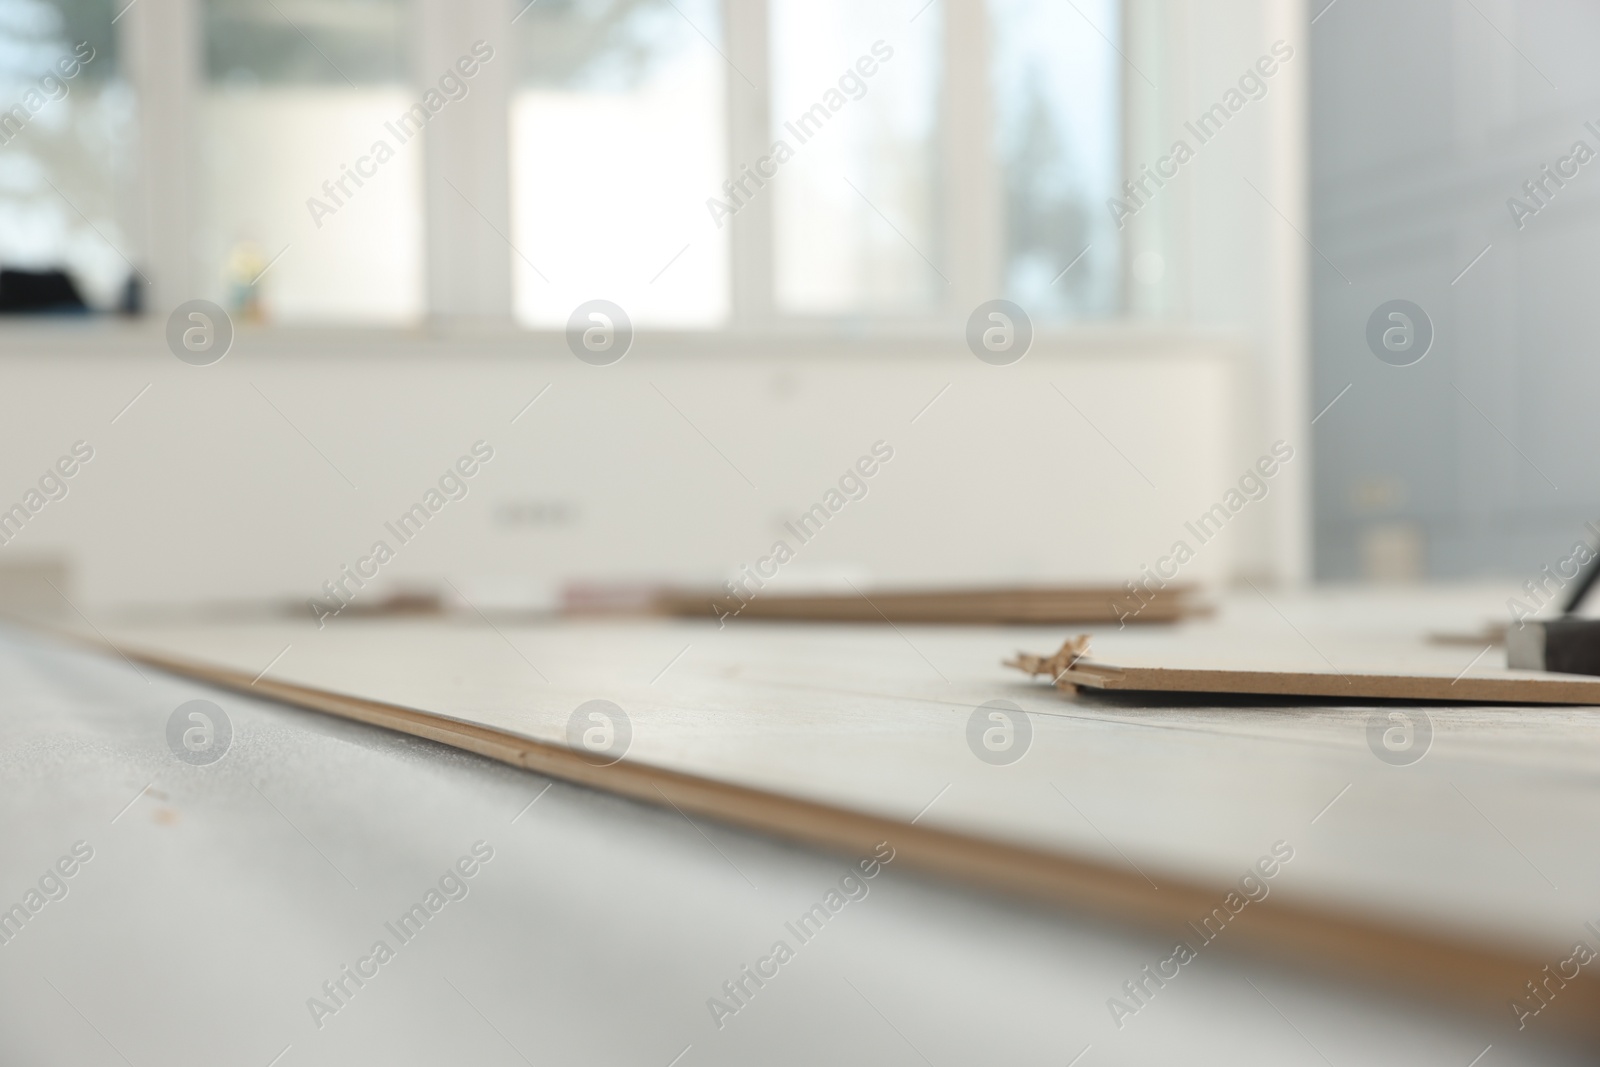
1311,0,1600,581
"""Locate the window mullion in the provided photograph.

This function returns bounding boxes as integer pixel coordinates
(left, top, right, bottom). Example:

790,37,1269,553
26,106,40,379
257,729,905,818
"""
725,0,773,324
122,0,201,315
940,0,1001,317
417,0,515,328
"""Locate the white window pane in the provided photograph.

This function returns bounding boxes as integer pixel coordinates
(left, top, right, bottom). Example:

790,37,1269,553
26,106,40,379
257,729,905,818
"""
511,0,726,328
0,0,135,311
770,0,941,317
199,0,422,325
991,0,1121,318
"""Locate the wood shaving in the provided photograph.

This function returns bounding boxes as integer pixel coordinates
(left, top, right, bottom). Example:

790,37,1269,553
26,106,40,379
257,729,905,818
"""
1004,634,1092,692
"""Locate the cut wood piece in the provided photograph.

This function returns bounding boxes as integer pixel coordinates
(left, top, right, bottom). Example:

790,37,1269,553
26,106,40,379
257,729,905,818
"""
1008,637,1600,704
654,585,1203,624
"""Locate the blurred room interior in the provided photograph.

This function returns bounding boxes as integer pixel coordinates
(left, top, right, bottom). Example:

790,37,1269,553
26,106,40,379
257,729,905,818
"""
5,1,1600,1064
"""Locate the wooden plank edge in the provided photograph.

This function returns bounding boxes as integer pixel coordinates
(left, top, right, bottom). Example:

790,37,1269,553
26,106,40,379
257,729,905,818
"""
1062,662,1600,706
89,638,1599,1045
660,605,1196,624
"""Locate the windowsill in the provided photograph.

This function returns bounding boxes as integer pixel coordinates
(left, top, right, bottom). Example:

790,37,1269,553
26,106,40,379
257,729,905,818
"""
0,316,1245,362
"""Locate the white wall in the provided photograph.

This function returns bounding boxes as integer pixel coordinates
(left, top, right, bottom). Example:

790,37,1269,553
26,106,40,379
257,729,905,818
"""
0,328,1238,613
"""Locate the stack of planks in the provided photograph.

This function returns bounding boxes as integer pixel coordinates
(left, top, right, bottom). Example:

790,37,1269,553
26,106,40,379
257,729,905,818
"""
652,584,1205,625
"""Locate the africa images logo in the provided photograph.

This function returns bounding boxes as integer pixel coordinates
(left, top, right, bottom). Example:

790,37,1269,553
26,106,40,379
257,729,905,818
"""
1366,709,1431,766
1365,300,1432,367
166,300,234,365
965,300,1033,365
166,699,232,766
966,700,1032,765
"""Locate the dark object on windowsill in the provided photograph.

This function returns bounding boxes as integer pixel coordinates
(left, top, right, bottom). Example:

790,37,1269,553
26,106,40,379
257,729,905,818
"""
118,271,143,316
0,268,89,314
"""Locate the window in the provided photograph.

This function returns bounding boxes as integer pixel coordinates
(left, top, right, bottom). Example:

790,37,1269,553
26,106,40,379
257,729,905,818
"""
991,0,1121,318
770,0,942,317
0,0,133,311
199,0,422,324
5,0,1124,329
510,0,727,328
